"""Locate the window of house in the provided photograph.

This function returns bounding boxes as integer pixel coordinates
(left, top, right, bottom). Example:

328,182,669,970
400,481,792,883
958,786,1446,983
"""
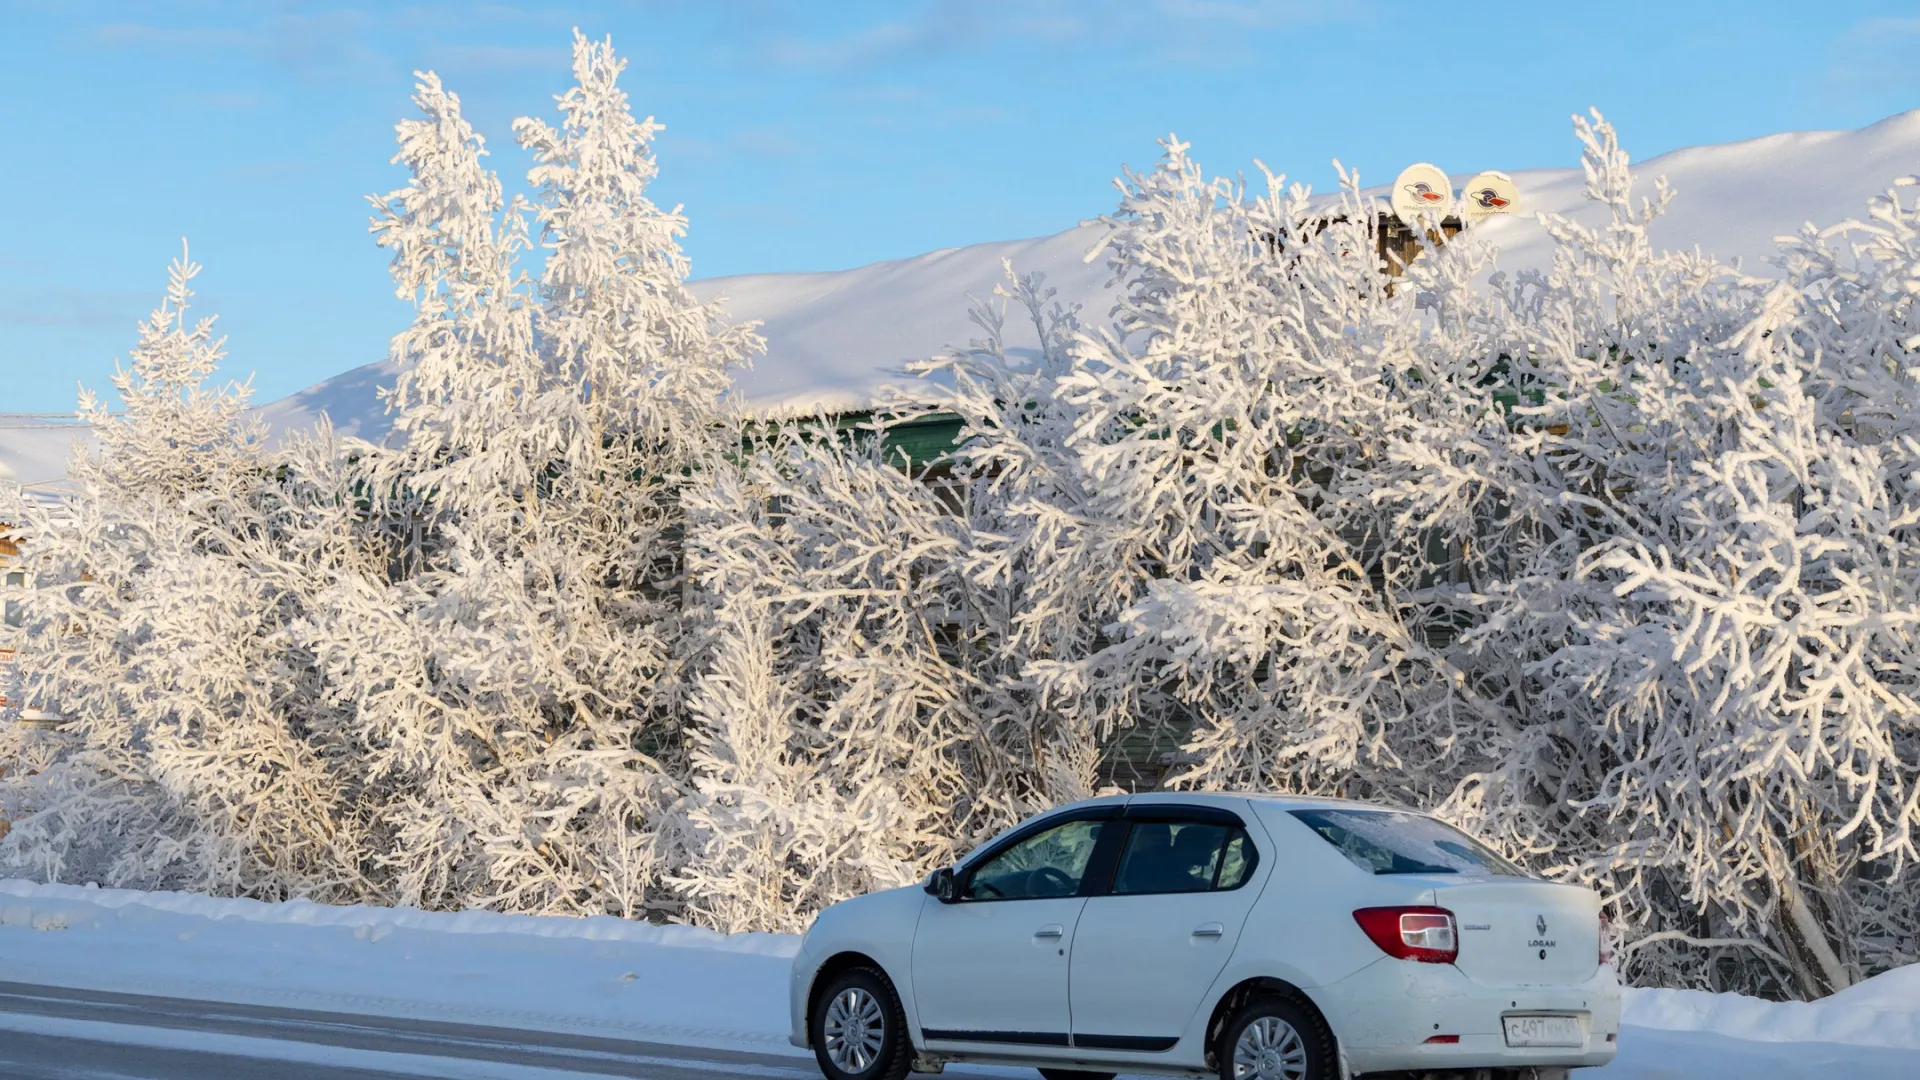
3,568,23,628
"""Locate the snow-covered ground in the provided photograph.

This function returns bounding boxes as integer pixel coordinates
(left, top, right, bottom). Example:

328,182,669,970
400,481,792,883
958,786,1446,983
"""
0,879,1910,1078
6,109,1919,487
0,879,794,1054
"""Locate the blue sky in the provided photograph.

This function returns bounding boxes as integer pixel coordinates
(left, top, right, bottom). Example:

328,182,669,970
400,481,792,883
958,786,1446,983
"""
2,1,1916,413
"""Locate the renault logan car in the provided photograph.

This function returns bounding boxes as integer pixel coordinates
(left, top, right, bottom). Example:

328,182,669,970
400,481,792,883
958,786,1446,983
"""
790,792,1618,1080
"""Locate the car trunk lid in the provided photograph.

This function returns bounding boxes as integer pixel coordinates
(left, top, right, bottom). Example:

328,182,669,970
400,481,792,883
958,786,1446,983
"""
1432,879,1600,987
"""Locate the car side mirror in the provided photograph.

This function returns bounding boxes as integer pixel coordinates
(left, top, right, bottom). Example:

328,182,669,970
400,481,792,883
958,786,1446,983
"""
924,866,956,902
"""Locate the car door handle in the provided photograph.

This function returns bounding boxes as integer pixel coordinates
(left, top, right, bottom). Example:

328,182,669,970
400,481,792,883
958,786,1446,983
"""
1192,923,1225,938
1034,925,1065,939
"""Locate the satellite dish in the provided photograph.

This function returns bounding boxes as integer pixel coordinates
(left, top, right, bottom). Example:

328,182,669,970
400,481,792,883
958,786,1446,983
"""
1391,162,1452,227
1461,170,1521,223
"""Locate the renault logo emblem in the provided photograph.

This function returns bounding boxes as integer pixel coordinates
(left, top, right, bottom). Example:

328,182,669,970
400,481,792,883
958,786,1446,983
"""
1536,914,1548,936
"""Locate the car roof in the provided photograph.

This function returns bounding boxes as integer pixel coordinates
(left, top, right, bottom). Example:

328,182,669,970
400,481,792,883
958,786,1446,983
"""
1097,791,1402,814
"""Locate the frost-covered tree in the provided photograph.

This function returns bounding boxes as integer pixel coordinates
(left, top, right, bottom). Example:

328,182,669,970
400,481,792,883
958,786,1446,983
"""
1545,171,1920,996
673,594,915,935
324,30,760,915
0,250,371,899
1357,116,1920,998
1,31,763,920
922,114,1919,998
922,143,1476,810
678,426,1049,932
2,39,1912,997
74,243,268,501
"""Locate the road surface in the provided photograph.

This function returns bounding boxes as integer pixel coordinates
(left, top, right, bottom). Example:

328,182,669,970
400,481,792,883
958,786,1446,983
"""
0,980,826,1079
4,980,1917,1080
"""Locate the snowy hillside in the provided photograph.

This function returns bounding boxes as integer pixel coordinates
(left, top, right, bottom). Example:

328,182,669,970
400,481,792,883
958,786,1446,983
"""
0,879,1913,1078
5,108,1918,486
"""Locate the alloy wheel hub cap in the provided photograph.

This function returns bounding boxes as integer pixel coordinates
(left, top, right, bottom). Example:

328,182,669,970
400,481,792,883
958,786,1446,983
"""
1233,1014,1308,1080
824,987,886,1074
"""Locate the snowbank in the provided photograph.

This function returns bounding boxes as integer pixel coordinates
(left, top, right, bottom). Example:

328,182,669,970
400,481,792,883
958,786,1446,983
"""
1622,966,1920,1050
0,877,790,955
0,878,1915,1078
0,878,799,1053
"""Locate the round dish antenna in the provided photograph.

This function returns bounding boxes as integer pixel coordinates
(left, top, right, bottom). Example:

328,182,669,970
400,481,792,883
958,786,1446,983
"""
1391,162,1452,227
1461,170,1521,223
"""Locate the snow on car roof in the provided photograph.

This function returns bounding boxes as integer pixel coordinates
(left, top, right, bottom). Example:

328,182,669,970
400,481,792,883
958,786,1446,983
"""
1124,790,1393,813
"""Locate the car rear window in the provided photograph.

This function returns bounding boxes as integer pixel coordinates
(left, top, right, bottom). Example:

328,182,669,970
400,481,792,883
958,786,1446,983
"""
1288,808,1524,877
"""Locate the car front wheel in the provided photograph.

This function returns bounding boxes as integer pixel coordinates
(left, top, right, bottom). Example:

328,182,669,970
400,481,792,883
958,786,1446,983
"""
1218,996,1335,1080
810,967,912,1080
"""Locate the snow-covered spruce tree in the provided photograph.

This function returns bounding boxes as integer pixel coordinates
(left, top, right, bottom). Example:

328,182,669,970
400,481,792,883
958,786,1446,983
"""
331,31,759,916
72,245,267,502
0,249,374,899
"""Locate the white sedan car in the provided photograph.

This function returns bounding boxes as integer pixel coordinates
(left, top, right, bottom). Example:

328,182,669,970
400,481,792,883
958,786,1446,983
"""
790,792,1618,1080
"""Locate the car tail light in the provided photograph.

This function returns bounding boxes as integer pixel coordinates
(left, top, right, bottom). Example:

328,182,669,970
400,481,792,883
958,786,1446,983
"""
1599,910,1614,966
1353,906,1457,963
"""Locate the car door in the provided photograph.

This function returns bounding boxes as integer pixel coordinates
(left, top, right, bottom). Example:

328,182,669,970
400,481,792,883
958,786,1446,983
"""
1067,806,1264,1052
911,810,1118,1049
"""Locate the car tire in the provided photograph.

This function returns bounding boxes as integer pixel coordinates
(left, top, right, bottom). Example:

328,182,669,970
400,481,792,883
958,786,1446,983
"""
1217,995,1336,1080
809,967,913,1080
1038,1071,1117,1080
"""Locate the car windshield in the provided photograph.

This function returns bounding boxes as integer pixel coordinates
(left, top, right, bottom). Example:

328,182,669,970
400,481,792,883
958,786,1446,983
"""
1289,808,1524,877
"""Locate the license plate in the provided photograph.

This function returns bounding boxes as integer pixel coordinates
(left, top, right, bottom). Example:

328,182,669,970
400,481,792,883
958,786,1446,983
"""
1502,1014,1585,1048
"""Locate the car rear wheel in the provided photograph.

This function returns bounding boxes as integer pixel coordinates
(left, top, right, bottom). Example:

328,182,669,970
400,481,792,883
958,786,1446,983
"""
1038,1071,1117,1080
810,967,912,1080
1218,996,1335,1080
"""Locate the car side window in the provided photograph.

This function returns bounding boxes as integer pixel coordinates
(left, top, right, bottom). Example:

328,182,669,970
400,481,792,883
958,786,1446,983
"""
963,818,1105,901
1112,821,1255,895
1215,828,1254,889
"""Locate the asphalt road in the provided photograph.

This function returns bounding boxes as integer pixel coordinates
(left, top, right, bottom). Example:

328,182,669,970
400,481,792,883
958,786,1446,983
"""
0,981,825,1080
7,980,1915,1080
